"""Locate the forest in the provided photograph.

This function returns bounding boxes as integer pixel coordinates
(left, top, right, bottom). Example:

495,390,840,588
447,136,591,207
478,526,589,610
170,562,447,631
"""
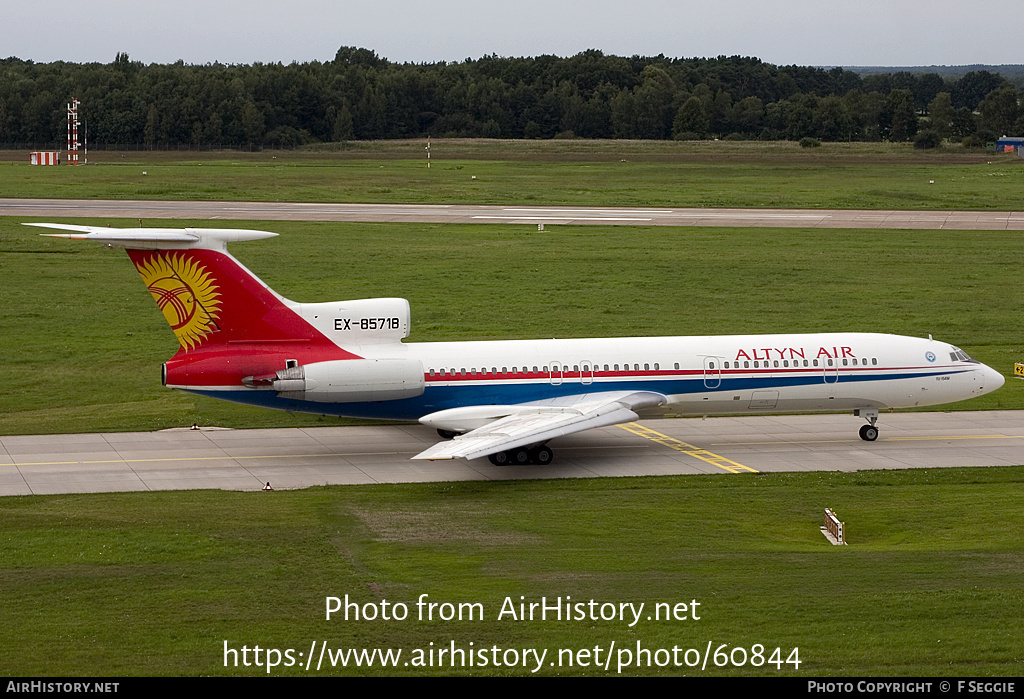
1,48,1022,149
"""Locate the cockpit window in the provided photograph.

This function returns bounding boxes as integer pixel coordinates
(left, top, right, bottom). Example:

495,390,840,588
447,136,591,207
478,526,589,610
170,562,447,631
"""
950,346,973,362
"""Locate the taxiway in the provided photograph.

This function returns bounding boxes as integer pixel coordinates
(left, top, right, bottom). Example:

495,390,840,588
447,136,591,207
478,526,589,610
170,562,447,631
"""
1,411,1021,496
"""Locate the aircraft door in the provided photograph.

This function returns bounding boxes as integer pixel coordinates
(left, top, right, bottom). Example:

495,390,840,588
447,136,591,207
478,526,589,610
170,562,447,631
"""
549,361,563,385
703,356,722,389
580,361,594,385
823,357,839,384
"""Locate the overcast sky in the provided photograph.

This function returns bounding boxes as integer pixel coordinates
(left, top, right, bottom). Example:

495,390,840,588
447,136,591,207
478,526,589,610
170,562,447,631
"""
5,0,1022,68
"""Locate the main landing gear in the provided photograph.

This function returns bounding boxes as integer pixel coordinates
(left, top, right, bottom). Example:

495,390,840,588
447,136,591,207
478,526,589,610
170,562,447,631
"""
488,445,554,466
855,408,879,441
435,429,555,465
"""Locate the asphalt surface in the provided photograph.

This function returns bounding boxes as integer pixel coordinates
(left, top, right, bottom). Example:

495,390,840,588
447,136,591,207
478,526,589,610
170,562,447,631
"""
4,198,1024,229
2,411,1021,496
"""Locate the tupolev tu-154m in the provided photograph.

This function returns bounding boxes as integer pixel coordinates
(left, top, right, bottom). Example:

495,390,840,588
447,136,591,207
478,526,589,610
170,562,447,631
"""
30,223,1005,465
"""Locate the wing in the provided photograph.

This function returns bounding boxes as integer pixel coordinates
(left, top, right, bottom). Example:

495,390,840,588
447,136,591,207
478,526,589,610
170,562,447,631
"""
412,390,667,461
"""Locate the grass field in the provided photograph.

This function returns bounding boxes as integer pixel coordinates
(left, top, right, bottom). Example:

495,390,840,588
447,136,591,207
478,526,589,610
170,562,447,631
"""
2,466,1023,676
1,217,1020,435
2,142,1022,678
3,140,1024,210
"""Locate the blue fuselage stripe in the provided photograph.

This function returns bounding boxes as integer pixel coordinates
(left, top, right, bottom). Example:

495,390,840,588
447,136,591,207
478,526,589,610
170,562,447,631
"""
184,368,964,421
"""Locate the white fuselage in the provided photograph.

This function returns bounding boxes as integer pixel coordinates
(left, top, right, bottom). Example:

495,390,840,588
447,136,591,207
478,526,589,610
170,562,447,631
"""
206,331,999,422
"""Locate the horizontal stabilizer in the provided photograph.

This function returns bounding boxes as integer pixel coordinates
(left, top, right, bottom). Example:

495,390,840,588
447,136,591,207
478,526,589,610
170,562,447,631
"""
25,223,277,250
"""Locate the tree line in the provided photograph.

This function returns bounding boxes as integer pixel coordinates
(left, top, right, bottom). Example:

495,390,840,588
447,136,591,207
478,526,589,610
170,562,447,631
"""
1,48,1021,148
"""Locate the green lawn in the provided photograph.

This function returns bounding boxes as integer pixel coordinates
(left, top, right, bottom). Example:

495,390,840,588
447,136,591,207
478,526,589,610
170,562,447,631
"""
1,467,1022,676
1,219,1019,435
2,142,1021,678
3,140,1023,210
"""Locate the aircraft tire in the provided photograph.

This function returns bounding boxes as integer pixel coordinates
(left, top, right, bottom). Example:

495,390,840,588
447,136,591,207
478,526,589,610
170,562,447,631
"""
859,424,879,442
511,448,532,465
530,446,554,465
489,451,511,466
437,429,458,440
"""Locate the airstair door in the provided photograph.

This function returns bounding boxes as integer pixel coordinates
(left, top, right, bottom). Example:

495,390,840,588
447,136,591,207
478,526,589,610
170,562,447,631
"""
703,356,722,389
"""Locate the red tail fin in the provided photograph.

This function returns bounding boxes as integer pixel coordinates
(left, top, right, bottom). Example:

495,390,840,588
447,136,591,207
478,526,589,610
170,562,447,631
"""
126,248,358,387
128,248,326,350
28,224,359,387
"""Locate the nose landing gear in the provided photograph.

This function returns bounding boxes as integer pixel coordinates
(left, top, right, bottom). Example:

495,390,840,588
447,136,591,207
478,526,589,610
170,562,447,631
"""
855,408,879,441
858,424,879,441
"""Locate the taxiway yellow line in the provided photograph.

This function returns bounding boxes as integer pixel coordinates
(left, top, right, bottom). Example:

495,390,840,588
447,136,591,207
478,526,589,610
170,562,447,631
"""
618,423,757,473
717,434,1024,447
4,452,410,467
3,444,642,468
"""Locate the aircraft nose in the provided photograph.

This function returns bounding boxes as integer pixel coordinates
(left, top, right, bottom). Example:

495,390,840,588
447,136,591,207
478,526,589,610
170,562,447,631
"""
981,364,1005,393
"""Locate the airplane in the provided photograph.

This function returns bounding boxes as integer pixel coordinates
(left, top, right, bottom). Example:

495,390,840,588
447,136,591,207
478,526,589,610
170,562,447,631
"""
29,223,1005,465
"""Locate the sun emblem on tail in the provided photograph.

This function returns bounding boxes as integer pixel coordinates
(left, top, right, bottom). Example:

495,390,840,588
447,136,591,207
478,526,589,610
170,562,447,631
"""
133,253,222,349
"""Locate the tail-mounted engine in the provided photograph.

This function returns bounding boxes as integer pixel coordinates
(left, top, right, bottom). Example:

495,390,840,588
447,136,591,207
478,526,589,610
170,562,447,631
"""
244,358,424,403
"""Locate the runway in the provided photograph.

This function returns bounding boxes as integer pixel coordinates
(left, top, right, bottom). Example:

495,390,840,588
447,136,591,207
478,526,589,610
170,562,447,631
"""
1,411,1021,496
4,198,1024,229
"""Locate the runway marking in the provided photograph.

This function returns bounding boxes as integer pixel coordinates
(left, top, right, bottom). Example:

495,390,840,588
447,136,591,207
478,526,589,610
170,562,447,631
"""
618,423,757,473
504,207,674,214
471,216,653,222
3,444,641,468
886,434,1024,441
717,434,1024,446
5,452,412,467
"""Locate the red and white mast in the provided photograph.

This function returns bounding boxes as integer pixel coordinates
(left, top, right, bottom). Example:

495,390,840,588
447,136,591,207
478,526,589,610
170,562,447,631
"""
67,98,80,165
